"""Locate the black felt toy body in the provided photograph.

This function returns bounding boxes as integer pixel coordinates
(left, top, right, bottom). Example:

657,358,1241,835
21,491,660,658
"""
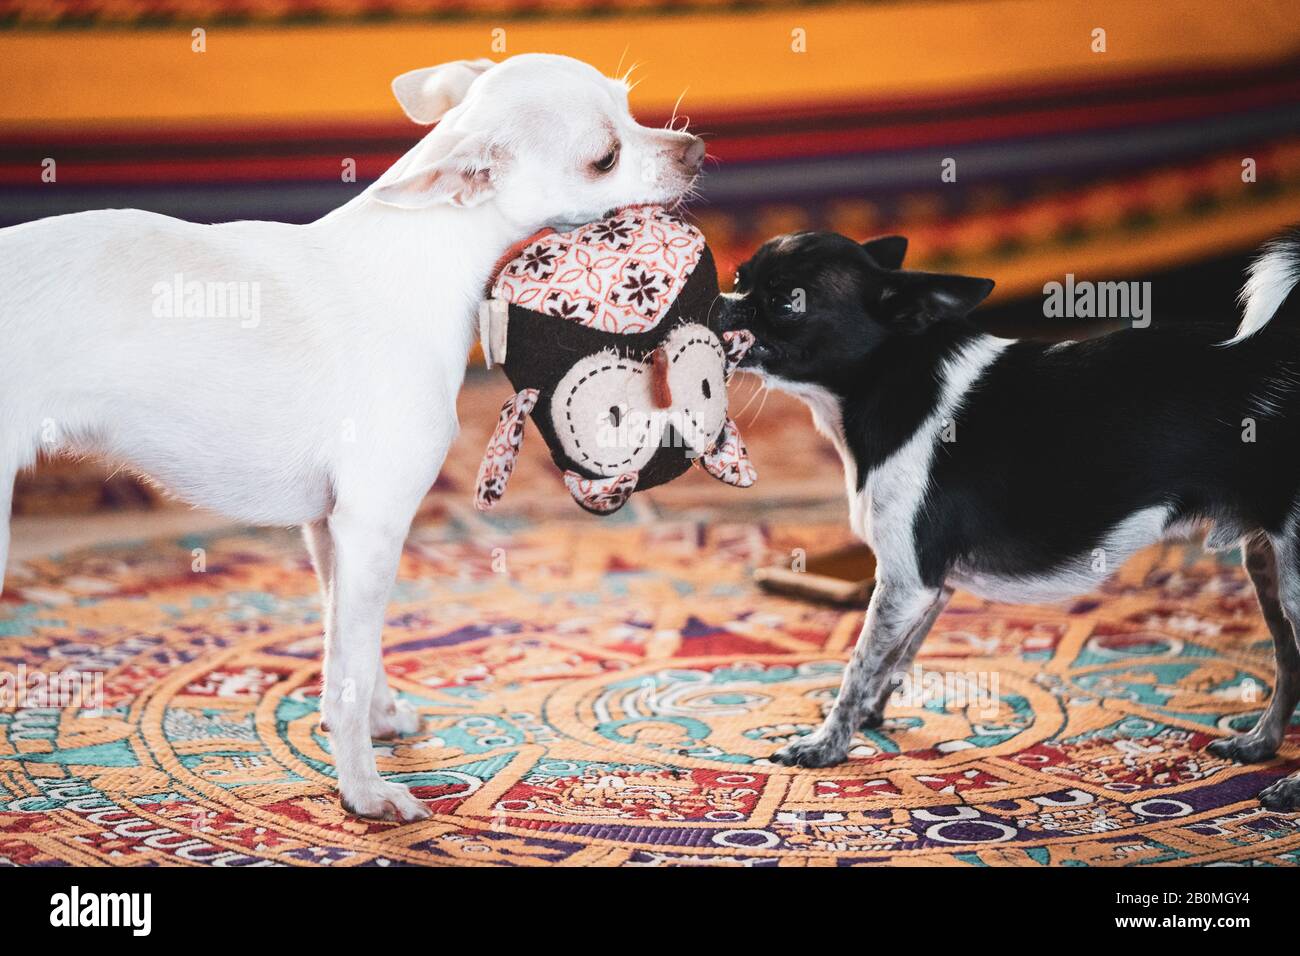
475,205,755,514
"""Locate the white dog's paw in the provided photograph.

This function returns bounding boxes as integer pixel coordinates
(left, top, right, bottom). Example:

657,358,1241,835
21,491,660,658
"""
340,778,431,822
372,698,422,739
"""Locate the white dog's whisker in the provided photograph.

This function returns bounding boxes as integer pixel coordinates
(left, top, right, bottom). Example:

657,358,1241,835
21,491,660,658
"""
668,87,689,130
613,44,631,84
620,61,644,94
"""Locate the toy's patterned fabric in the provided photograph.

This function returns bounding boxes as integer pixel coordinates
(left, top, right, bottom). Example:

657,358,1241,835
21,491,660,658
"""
722,330,755,380
475,389,539,511
3,381,1300,867
561,470,639,514
699,417,758,488
490,206,704,335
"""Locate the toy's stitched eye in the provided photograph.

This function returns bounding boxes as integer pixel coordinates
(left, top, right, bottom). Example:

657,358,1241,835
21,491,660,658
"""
608,404,622,427
592,144,620,173
701,378,712,400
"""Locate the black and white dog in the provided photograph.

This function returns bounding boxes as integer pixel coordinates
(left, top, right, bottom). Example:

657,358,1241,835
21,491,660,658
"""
716,229,1300,810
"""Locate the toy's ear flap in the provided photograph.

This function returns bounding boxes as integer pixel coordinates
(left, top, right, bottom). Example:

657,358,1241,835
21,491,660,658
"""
861,235,908,270
722,330,754,380
699,417,757,488
563,471,639,515
475,389,538,511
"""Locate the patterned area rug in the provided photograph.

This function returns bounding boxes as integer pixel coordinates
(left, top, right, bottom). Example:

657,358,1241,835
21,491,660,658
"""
3,381,1300,866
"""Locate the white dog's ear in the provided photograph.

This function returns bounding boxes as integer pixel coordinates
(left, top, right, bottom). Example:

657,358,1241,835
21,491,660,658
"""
391,59,495,125
372,133,498,209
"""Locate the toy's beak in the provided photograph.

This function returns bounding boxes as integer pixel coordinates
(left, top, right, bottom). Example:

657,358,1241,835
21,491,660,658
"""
650,347,673,409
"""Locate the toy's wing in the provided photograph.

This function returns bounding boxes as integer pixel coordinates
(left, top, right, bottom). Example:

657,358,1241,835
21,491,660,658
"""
475,388,539,511
722,330,755,380
699,416,757,488
563,471,639,515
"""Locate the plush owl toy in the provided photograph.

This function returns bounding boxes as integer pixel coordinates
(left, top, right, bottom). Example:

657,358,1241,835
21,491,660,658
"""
475,205,756,515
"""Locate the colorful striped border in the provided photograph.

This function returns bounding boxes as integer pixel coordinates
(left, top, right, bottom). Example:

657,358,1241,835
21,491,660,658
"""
0,0,849,32
3,0,1297,302
4,2,1299,126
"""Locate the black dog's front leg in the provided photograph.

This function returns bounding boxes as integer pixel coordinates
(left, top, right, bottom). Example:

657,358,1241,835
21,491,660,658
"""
859,584,954,729
771,582,950,768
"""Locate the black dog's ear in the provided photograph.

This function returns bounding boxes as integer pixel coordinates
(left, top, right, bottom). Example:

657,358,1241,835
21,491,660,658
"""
860,235,907,270
875,270,994,333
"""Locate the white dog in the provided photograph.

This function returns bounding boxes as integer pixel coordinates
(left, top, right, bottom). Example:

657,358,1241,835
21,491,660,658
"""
0,53,705,821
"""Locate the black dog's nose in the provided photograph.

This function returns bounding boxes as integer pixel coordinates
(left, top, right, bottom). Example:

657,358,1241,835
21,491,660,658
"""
712,293,743,333
680,136,706,172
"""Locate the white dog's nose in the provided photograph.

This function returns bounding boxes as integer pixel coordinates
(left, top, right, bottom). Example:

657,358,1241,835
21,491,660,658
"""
680,136,706,172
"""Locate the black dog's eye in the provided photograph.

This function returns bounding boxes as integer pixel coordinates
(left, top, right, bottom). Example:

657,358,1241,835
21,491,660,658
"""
608,405,622,427
592,144,620,173
770,292,797,315
701,378,712,400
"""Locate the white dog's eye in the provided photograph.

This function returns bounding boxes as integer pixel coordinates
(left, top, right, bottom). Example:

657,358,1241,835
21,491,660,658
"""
592,144,620,173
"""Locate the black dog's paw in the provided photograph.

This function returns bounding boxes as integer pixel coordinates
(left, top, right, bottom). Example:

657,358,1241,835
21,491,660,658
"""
1208,734,1278,764
858,710,884,730
1259,777,1300,811
770,734,849,769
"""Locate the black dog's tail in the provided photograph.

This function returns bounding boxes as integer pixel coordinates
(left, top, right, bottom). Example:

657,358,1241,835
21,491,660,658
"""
1227,226,1300,344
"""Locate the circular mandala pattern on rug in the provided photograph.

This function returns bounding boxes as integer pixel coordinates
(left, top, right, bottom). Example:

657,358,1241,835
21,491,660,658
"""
3,516,1300,867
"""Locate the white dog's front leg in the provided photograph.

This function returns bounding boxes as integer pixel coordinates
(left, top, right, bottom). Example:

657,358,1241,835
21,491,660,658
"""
322,506,430,822
369,666,422,740
305,518,419,741
0,467,12,597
